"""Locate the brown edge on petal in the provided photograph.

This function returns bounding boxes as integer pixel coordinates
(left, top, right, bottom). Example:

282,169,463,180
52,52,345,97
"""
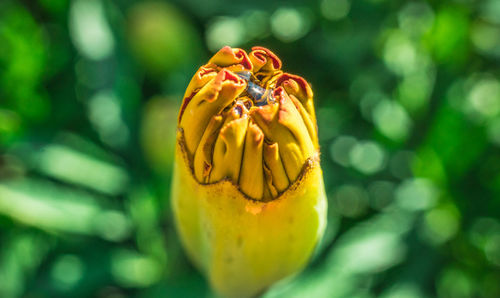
233,48,253,70
178,67,218,123
220,68,241,84
179,91,196,124
276,73,313,99
178,68,245,124
251,46,282,69
214,46,253,70
199,67,217,77
177,128,320,203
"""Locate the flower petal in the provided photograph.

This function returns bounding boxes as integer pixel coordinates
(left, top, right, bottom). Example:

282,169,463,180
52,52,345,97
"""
276,73,316,126
209,116,249,183
208,46,253,71
263,142,289,193
239,122,265,200
194,115,224,183
180,69,246,156
251,88,314,181
249,46,282,73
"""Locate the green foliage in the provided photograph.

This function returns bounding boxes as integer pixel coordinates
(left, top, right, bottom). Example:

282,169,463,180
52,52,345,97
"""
1,0,500,297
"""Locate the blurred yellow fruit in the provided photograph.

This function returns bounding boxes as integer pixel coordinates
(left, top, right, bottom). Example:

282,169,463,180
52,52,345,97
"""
127,1,200,76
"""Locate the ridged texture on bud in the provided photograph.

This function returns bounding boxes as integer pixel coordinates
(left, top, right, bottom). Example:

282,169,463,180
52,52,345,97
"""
171,46,327,298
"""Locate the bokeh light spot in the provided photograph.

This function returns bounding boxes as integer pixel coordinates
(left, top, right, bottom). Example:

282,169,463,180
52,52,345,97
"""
94,210,131,242
420,205,460,245
37,145,129,195
395,178,438,211
471,22,500,57
51,255,84,290
480,0,500,25
206,17,245,52
469,218,500,266
397,71,434,113
484,234,500,266
349,141,386,175
88,90,129,148
383,32,417,76
333,185,369,217
334,231,406,274
438,268,474,298
69,0,114,60
360,91,386,121
321,0,350,21
487,117,500,146
330,135,357,167
271,8,310,42
467,77,500,119
382,283,424,298
398,2,434,35
373,100,412,142
127,1,200,75
241,10,270,40
111,250,161,287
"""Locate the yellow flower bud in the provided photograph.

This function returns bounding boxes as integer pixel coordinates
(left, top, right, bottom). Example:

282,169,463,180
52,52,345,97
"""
171,46,327,297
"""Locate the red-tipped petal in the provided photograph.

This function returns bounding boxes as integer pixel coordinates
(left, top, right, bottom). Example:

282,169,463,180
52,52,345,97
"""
251,46,282,69
208,46,253,70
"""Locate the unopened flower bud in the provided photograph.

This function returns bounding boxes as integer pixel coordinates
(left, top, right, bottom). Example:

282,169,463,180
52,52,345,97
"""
171,46,327,298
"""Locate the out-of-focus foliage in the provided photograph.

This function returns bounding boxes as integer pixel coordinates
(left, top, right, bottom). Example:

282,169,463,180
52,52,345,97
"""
1,0,500,297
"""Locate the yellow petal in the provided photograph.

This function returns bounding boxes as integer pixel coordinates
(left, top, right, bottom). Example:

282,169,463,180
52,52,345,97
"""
222,101,248,126
277,73,316,129
249,46,282,78
289,94,318,148
209,116,249,183
239,122,265,200
181,66,218,106
263,142,289,193
194,115,224,183
180,69,246,156
251,88,314,181
208,46,253,71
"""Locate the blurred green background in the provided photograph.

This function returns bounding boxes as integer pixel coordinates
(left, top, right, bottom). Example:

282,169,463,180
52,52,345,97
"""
1,0,500,297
